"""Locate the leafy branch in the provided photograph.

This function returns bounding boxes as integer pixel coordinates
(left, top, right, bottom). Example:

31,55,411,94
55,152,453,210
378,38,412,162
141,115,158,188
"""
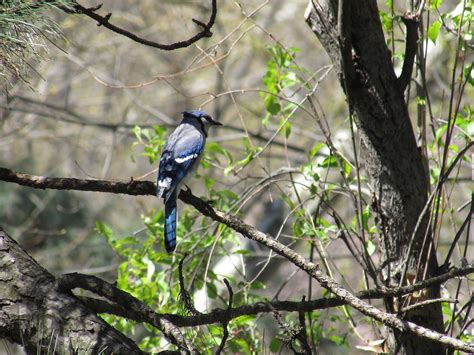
0,166,473,352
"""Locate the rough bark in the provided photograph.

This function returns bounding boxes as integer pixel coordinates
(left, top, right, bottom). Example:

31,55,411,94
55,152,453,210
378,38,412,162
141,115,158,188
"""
304,1,444,354
0,228,143,354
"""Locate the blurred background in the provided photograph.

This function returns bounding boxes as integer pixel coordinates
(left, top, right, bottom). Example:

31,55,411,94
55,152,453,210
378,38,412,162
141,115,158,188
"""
0,0,472,353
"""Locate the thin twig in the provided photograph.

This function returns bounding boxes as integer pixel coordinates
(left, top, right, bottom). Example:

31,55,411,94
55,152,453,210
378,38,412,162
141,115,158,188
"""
401,298,457,313
216,279,233,354
178,254,200,316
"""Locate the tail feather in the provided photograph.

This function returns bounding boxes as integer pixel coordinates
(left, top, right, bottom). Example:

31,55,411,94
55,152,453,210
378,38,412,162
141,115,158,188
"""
164,195,177,253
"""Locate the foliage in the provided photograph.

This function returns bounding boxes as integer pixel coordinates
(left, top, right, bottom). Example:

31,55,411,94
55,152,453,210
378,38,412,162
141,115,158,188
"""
261,45,302,135
105,15,474,346
0,0,70,88
101,125,267,352
98,42,373,352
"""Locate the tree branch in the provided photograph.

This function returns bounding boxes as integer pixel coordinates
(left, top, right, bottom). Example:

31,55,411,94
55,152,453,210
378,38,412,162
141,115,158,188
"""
63,0,217,50
338,0,356,86
4,95,308,154
0,229,143,354
58,273,194,353
76,263,473,328
0,167,155,196
297,296,312,354
1,167,473,352
216,279,232,354
397,13,420,92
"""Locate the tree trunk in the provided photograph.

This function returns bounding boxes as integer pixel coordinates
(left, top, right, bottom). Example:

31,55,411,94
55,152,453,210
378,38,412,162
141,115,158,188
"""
304,1,444,353
0,228,143,354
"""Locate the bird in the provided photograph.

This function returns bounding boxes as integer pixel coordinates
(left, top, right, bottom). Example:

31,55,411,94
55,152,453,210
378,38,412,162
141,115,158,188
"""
156,110,222,253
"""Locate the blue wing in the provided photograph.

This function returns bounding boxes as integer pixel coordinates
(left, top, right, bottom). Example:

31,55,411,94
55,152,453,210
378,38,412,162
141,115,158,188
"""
157,131,204,203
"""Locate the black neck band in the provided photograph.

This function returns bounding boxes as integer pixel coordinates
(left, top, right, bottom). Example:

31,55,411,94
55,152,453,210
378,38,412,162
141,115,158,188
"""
198,119,207,137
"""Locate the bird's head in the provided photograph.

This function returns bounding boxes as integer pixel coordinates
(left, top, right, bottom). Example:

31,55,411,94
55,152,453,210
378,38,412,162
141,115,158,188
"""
182,110,222,131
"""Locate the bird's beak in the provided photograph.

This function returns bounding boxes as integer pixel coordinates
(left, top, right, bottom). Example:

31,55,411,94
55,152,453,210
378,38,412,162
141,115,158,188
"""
212,120,223,126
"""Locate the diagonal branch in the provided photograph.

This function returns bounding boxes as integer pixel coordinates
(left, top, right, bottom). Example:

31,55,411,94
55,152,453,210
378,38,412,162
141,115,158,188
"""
58,273,195,353
72,264,473,328
0,166,473,352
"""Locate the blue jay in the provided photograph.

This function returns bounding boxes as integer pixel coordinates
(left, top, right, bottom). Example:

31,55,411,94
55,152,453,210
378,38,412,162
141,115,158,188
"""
157,110,222,253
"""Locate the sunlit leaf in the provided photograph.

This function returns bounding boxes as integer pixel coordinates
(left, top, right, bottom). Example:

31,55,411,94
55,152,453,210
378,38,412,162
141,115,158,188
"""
365,239,377,256
428,21,442,44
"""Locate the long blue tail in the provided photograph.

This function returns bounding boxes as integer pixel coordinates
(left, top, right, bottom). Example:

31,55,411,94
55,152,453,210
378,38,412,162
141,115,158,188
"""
164,195,177,253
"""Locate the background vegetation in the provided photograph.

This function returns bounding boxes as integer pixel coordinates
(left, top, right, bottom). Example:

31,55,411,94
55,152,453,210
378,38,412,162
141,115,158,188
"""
0,0,472,353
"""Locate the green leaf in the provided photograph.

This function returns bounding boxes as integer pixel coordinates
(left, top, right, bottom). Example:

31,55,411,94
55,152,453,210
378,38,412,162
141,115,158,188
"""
264,94,281,115
428,21,442,44
262,112,271,127
281,71,298,88
207,282,218,299
234,315,256,325
362,205,372,231
234,249,251,256
95,220,113,240
342,161,352,177
429,0,443,10
379,11,393,31
270,338,282,352
280,117,292,138
250,281,266,289
442,301,453,317
309,142,325,159
365,239,377,256
463,64,474,86
416,96,426,106
132,125,142,142
319,155,338,168
132,124,167,164
143,257,155,282
229,338,251,353
223,164,235,176
435,124,448,144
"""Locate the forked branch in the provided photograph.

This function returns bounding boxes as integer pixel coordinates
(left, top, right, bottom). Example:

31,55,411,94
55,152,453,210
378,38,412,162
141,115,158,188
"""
52,0,217,50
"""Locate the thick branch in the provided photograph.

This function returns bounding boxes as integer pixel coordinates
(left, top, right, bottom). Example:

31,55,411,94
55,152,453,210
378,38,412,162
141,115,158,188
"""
1,167,472,351
397,13,420,92
0,167,155,195
338,0,356,86
58,273,194,353
0,229,143,354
